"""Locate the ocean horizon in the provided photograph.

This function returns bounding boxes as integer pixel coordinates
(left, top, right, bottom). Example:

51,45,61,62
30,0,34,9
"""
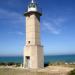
0,54,75,64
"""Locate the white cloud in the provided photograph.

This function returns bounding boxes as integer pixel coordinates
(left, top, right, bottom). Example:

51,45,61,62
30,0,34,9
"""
0,8,24,24
42,17,65,35
8,31,24,36
17,31,24,35
0,8,65,35
0,8,25,35
43,21,60,34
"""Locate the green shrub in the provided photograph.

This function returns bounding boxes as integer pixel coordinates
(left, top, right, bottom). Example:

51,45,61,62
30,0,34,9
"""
0,62,7,66
16,63,21,67
8,62,15,66
48,62,53,66
69,69,75,75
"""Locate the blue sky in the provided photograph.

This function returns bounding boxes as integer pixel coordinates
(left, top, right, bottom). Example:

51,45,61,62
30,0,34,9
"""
0,0,75,56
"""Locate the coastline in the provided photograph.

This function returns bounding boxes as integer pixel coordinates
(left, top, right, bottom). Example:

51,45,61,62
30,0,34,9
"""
0,55,75,75
0,54,75,64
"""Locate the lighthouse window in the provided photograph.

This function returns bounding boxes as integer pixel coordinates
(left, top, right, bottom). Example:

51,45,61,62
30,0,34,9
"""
28,41,30,44
33,4,35,7
29,3,36,8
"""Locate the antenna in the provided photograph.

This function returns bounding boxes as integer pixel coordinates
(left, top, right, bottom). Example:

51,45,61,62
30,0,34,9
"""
31,0,37,3
31,0,34,3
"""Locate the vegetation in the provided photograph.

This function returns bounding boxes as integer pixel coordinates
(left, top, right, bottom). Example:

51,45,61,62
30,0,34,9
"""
48,61,75,68
48,61,65,66
68,69,75,75
44,63,48,67
0,68,50,75
0,62,21,67
0,62,7,66
16,63,21,67
8,62,16,66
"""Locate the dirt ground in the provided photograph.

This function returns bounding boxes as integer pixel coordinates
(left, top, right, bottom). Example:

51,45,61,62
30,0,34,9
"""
0,66,74,75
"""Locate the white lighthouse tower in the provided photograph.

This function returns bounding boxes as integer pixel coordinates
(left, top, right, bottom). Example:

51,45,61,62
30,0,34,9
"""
23,0,44,69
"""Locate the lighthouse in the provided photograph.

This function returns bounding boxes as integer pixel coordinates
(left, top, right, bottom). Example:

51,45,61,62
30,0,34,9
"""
23,0,44,69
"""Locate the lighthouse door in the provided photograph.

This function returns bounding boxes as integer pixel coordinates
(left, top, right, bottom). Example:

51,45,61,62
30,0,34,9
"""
26,56,30,68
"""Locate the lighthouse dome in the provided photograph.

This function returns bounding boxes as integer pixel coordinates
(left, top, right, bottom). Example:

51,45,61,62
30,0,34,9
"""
24,0,42,16
28,0,37,12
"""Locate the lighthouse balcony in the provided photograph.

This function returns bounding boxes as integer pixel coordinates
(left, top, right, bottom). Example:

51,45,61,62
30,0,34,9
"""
24,7,42,16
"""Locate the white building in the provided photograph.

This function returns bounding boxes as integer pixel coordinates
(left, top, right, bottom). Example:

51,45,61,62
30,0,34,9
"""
23,0,44,69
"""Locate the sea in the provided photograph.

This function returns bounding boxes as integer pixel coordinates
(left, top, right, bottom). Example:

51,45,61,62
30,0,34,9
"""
0,55,75,64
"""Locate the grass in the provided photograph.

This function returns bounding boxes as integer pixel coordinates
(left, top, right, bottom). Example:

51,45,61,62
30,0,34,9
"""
48,61,75,68
0,62,21,67
0,66,72,75
0,62,74,75
0,68,50,75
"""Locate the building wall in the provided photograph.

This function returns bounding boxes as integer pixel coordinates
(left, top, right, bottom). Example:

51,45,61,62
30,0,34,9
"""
24,13,44,68
26,13,41,45
24,45,44,68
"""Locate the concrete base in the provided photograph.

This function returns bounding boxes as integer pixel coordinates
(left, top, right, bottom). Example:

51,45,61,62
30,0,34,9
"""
23,45,44,69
